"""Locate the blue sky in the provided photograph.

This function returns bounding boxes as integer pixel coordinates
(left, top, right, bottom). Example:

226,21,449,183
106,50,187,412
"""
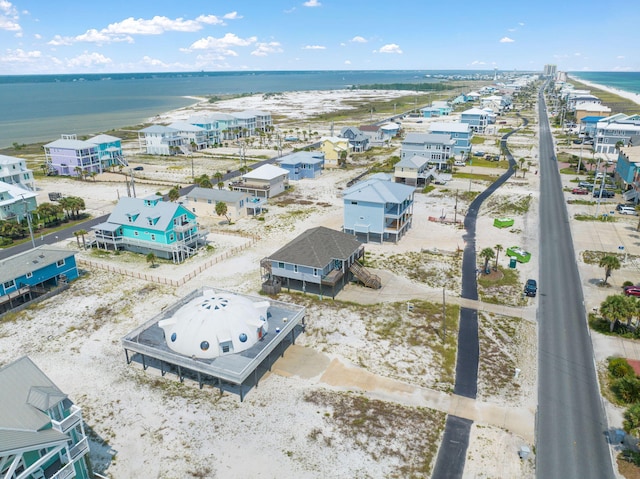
0,0,637,74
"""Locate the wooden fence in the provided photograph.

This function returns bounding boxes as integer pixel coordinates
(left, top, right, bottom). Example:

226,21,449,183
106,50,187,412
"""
78,234,257,287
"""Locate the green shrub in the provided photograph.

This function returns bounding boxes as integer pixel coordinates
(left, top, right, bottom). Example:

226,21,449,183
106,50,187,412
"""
609,357,635,378
623,281,634,288
612,376,640,403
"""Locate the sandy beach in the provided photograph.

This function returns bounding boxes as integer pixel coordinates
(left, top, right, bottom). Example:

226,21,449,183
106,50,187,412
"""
567,75,640,106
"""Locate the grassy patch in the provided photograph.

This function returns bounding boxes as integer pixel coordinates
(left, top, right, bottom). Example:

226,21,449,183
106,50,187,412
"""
477,267,527,307
471,136,486,145
455,172,500,182
583,250,632,266
304,390,446,477
567,199,596,206
483,194,532,216
575,214,617,222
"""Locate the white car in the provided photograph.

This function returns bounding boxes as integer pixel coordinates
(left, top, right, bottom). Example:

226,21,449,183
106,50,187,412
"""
454,160,466,167
619,206,638,215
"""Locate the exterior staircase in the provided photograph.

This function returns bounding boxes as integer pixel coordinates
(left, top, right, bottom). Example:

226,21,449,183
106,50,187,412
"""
349,260,382,289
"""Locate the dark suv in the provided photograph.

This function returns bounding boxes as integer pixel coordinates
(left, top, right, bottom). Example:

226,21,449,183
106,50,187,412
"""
593,190,615,198
524,279,537,297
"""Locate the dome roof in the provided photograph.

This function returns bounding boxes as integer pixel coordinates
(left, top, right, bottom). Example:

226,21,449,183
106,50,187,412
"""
158,290,270,359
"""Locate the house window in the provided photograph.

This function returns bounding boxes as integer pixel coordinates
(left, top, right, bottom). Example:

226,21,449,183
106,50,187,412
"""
221,344,230,353
26,272,33,279
56,259,65,267
313,268,318,276
127,216,133,223
151,234,156,241
207,199,212,204
294,265,298,273
147,218,153,226
351,201,358,205
3,280,15,289
278,262,284,268
170,234,174,241
134,231,139,236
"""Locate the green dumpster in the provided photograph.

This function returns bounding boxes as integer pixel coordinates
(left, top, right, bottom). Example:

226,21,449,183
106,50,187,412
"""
506,246,531,263
509,257,517,268
493,217,515,228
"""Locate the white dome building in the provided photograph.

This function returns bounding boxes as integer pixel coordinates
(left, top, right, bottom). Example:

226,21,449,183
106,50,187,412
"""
158,290,270,359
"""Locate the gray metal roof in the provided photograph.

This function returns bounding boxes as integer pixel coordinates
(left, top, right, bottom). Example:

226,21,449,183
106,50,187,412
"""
277,151,324,166
0,246,75,284
140,125,178,134
428,121,470,133
403,133,453,145
0,154,25,166
100,197,189,232
88,134,121,144
44,138,97,149
267,226,363,268
0,357,70,454
396,155,428,168
184,187,248,203
342,177,415,204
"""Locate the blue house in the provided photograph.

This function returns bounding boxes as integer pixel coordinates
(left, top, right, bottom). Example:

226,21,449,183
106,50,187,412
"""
461,107,489,133
0,356,91,479
580,116,605,138
420,107,441,118
616,146,640,203
0,246,78,314
428,121,472,157
262,226,379,297
342,177,415,244
87,134,127,170
277,152,325,180
90,195,208,263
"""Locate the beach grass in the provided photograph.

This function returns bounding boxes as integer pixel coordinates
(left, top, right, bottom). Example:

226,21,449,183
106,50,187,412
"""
569,79,640,115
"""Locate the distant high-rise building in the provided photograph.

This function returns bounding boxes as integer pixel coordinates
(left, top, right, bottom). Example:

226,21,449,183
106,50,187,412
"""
543,64,557,77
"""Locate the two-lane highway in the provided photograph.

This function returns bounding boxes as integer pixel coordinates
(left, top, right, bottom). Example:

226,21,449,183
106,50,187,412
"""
536,85,615,478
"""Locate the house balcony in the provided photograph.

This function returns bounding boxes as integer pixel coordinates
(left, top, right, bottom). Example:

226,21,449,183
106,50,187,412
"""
230,181,271,191
51,405,82,433
173,220,197,233
50,462,75,479
321,269,344,286
69,437,89,461
385,214,412,233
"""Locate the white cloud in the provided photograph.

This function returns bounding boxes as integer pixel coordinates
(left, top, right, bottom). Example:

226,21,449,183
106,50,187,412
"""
617,55,625,59
0,48,41,62
378,43,402,54
141,55,169,68
34,33,41,39
104,16,202,35
195,15,225,26
303,0,321,6
251,41,283,57
303,45,326,50
518,22,525,26
75,28,133,45
284,7,296,13
223,11,243,20
344,60,351,65
48,34,73,46
508,28,516,32
350,35,367,43
0,0,20,32
471,60,486,65
187,33,257,58
499,37,514,43
66,51,112,68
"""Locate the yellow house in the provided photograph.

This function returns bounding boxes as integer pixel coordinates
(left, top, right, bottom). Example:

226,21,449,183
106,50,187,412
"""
320,136,351,168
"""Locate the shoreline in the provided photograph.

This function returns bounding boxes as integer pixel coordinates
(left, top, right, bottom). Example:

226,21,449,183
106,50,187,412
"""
567,74,640,106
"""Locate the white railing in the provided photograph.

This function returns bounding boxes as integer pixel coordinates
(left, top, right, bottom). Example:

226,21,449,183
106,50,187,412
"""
51,405,82,433
69,437,89,460
49,462,75,479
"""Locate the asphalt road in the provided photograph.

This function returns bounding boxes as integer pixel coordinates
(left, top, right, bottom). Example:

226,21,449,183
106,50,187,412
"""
536,86,615,478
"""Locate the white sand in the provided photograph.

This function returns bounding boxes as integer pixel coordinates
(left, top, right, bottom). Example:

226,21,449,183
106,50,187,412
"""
567,75,640,106
6,91,633,478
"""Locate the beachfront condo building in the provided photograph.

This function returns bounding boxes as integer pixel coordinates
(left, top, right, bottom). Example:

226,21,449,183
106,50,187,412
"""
90,195,208,263
0,356,91,479
167,122,208,151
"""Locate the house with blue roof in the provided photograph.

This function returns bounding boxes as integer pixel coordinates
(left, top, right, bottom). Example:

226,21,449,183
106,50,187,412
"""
428,121,472,157
0,246,78,314
420,106,441,118
0,356,91,479
90,195,208,263
580,116,605,138
44,134,101,177
277,152,325,180
138,125,185,155
87,134,127,170
342,177,415,243
461,108,489,133
431,101,452,116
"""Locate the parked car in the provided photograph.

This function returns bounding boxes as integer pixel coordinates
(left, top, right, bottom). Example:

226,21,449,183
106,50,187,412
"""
619,206,638,215
625,286,640,297
473,151,485,157
593,190,615,198
133,166,144,171
454,160,466,167
571,188,589,195
524,279,537,297
573,139,583,144
578,181,594,190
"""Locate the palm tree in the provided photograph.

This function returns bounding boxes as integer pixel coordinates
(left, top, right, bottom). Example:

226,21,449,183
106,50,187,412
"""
600,294,629,332
215,201,230,224
74,229,88,249
599,255,621,285
213,171,224,189
512,164,519,177
479,247,495,274
168,187,180,202
494,244,503,270
146,252,157,268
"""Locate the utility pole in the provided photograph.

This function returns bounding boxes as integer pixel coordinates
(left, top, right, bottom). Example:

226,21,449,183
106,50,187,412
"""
442,287,446,343
454,190,459,223
21,195,36,249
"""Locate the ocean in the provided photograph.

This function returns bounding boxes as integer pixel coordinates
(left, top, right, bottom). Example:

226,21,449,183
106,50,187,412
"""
0,70,501,149
569,71,640,95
